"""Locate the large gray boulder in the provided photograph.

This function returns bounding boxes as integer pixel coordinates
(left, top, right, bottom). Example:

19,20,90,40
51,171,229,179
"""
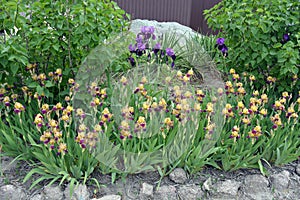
130,19,199,45
0,185,26,200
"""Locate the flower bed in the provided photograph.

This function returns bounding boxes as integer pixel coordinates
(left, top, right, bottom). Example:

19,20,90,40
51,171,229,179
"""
1,24,300,197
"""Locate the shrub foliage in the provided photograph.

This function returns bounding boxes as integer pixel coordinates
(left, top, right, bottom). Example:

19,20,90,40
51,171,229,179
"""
205,0,300,92
0,0,129,95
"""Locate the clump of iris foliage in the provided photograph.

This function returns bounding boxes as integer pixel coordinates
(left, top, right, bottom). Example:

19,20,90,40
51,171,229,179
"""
1,24,300,196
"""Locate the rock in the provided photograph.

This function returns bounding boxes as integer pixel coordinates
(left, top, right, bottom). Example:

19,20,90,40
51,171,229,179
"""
154,185,177,200
296,163,300,176
271,170,292,200
140,182,154,197
169,168,188,184
0,184,26,200
211,180,241,198
64,184,89,200
243,174,272,200
177,184,204,200
31,194,44,200
270,170,290,191
94,195,121,200
130,19,199,46
43,185,63,200
202,177,212,191
1,156,17,173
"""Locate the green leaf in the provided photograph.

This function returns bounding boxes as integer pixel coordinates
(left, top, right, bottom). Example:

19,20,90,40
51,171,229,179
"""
17,55,28,66
81,35,91,46
11,44,27,56
258,160,267,176
271,36,277,42
111,172,116,184
1,46,10,54
59,171,71,185
27,82,39,88
10,63,19,76
273,43,282,48
23,168,47,184
53,44,60,51
30,175,54,190
45,81,54,88
36,85,44,95
79,15,85,25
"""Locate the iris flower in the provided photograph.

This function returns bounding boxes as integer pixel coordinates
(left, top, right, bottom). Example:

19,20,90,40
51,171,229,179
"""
281,33,290,44
216,37,228,56
153,43,161,55
216,37,225,46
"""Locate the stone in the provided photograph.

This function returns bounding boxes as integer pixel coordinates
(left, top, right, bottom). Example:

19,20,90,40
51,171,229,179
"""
270,170,290,191
154,185,177,200
43,185,64,200
177,184,204,200
31,194,44,200
140,182,154,197
208,198,238,200
202,177,212,191
64,184,89,200
296,163,300,176
130,19,199,46
243,174,272,200
0,184,26,200
211,180,241,198
94,195,121,200
0,156,17,173
169,168,188,184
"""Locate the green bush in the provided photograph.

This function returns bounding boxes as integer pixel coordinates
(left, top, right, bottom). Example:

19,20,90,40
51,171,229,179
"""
204,0,300,92
0,0,129,97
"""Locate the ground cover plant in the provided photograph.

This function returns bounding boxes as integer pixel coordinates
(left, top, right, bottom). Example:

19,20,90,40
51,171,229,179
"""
0,1,300,197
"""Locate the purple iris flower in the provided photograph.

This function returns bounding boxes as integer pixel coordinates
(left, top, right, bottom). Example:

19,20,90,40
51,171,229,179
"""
171,61,175,68
217,44,228,56
141,26,155,34
166,48,175,56
216,38,225,46
141,26,149,34
140,26,156,40
216,37,228,57
137,42,146,51
166,48,176,61
128,57,136,66
136,35,143,43
145,34,151,40
221,45,228,56
283,34,289,41
160,50,165,58
149,26,155,34
281,33,290,44
154,43,161,50
153,43,161,54
136,49,144,56
221,45,228,53
128,44,136,53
